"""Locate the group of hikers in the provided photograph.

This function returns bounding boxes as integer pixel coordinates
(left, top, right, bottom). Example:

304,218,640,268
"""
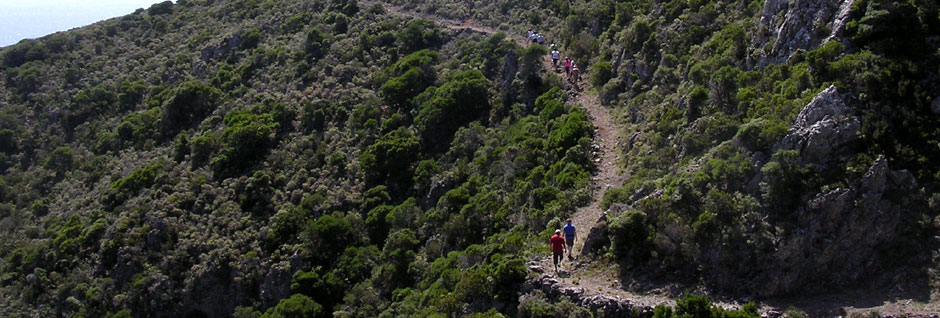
527,29,581,87
549,219,577,272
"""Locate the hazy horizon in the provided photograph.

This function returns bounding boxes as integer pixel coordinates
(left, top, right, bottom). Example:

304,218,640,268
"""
0,0,168,47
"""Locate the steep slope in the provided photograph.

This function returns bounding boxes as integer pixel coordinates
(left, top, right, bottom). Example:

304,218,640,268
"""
1,0,939,317
0,1,601,317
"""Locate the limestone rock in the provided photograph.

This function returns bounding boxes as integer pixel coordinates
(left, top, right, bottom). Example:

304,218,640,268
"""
580,212,610,257
753,0,854,64
773,85,859,167
755,156,923,296
931,96,940,115
523,273,639,317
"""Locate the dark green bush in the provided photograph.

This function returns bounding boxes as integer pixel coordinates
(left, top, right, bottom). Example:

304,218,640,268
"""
1,39,46,68
241,27,262,49
0,129,17,154
211,110,279,179
102,160,165,209
415,70,490,150
760,149,813,216
735,118,788,151
609,209,653,263
148,1,173,15
44,146,75,174
160,81,222,136
591,61,613,88
397,19,442,53
360,127,420,187
547,110,592,156
261,294,323,318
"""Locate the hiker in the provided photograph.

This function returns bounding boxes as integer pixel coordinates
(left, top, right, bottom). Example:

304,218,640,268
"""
563,219,576,258
537,33,545,45
571,63,581,83
550,229,567,272
550,43,557,51
530,31,538,43
564,57,571,75
527,29,533,40
551,49,560,67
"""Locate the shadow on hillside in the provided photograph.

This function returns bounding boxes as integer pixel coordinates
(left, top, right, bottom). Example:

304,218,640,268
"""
759,268,933,316
615,261,934,315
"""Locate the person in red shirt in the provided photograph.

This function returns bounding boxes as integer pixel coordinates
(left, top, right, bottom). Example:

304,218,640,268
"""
550,229,567,272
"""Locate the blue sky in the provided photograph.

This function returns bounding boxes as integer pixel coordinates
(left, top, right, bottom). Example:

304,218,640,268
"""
0,0,166,47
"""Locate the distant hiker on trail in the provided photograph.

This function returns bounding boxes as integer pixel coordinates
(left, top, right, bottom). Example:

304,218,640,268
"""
551,49,560,67
563,219,576,258
550,229,567,272
564,57,571,75
530,31,538,43
550,43,556,51
570,63,581,83
528,29,533,40
537,34,545,45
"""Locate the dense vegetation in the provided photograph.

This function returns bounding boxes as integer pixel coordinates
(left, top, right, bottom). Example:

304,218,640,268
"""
1,0,939,316
0,0,598,316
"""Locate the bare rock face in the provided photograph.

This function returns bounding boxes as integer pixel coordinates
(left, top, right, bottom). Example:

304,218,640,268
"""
773,85,859,167
931,96,940,115
755,155,922,296
753,0,855,64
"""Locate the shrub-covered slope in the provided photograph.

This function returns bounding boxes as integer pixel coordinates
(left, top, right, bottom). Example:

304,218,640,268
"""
589,0,940,296
0,0,596,316
390,0,940,299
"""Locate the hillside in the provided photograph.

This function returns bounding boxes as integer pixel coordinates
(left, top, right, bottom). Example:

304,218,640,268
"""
0,0,938,317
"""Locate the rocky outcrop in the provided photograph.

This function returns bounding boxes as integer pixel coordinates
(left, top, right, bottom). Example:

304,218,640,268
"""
754,155,923,296
931,96,940,115
773,85,859,168
200,32,243,61
522,272,653,318
752,0,854,65
580,212,610,257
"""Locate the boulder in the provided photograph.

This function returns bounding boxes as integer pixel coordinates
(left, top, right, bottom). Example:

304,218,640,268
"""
580,212,610,257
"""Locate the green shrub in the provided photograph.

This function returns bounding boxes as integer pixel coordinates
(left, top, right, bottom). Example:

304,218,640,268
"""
44,146,75,174
609,210,652,262
397,19,442,53
759,149,813,216
0,129,16,154
360,127,420,187
591,61,613,88
160,81,222,136
283,13,313,33
211,110,279,179
735,118,787,151
415,70,490,150
102,160,165,209
261,294,323,318
241,27,262,49
148,1,173,15
547,110,592,157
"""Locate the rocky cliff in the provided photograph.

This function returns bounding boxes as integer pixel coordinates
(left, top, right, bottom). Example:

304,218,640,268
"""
751,0,856,65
